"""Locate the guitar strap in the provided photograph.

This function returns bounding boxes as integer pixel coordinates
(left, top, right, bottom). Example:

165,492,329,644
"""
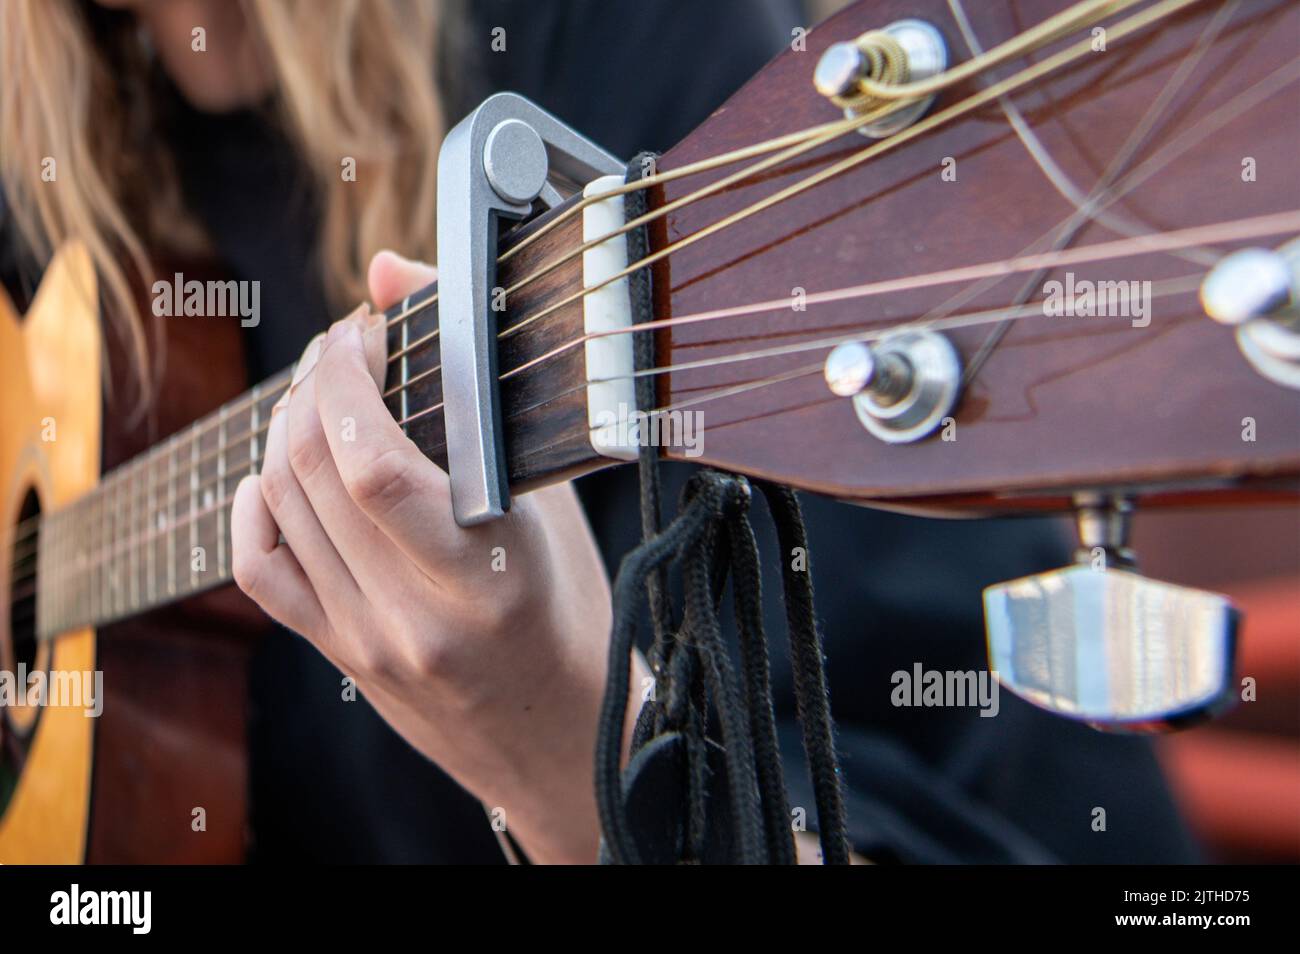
592,155,851,865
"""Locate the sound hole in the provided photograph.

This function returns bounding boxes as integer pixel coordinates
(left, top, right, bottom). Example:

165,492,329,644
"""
1,488,43,815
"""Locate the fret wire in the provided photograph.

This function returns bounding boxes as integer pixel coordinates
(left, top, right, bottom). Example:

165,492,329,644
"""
93,478,102,622
189,421,199,591
148,449,157,606
167,436,177,598
71,506,79,630
109,477,117,617
100,478,108,619
118,466,127,615
108,477,117,617
250,383,262,476
118,474,127,615
41,511,50,635
106,476,114,615
52,510,56,630
129,454,139,613
54,512,61,633
80,500,87,627
53,510,60,633
86,490,94,625
42,467,253,603
32,296,438,550
400,294,411,437
109,477,118,617
78,374,289,525
218,405,227,579
122,476,131,615
41,511,49,634
38,397,266,628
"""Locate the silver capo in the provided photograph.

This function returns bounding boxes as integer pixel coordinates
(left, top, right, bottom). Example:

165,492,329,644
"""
436,93,623,526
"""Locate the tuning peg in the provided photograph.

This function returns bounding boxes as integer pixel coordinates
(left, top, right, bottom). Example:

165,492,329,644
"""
1201,238,1300,390
823,330,961,444
983,494,1239,732
812,18,948,138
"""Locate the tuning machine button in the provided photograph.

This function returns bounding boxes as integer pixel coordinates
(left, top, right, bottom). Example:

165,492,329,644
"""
983,494,1239,732
1201,238,1300,389
823,329,961,444
813,19,948,138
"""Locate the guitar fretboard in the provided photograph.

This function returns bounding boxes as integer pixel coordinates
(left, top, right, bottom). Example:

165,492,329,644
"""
35,368,289,638
30,191,603,641
34,282,443,640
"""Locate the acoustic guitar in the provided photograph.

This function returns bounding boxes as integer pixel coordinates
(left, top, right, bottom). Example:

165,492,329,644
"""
2,0,1298,862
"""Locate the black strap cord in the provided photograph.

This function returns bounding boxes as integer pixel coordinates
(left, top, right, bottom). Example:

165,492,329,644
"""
593,155,849,865
754,481,852,865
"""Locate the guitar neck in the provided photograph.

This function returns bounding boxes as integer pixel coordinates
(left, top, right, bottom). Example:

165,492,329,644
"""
35,366,288,638
35,191,620,640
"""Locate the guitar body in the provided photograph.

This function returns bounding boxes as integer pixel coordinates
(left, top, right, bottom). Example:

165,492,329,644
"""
0,244,268,863
0,244,99,863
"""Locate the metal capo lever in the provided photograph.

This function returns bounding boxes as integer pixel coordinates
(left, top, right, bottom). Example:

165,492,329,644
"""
436,92,623,526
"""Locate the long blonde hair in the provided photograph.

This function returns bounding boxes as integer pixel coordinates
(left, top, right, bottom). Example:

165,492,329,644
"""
0,0,443,410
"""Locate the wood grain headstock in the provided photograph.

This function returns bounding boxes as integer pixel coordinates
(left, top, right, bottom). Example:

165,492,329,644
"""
644,0,1300,513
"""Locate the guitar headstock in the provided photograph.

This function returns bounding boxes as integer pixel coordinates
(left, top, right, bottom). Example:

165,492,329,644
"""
644,0,1300,514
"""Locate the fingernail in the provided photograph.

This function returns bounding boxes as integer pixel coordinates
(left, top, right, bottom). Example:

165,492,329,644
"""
291,334,325,387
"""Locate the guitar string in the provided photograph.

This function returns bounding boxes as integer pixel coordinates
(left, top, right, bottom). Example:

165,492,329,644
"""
9,0,1191,547
7,7,1122,552
17,105,897,542
486,0,1213,346
851,0,1152,101
388,11,1300,428
22,200,1300,621
492,0,1139,266
10,67,1289,582
19,194,1282,594
608,280,1206,426
299,0,1153,373
5,0,1246,586
504,273,1209,433
13,98,876,558
15,132,1294,577
382,206,1295,443
3,254,1224,590
29,29,1299,575
389,28,1300,439
945,0,1238,387
13,270,1209,610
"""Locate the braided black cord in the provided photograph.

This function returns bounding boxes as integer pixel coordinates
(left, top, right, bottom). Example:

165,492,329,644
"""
594,485,721,865
678,477,766,863
726,512,796,865
755,481,851,865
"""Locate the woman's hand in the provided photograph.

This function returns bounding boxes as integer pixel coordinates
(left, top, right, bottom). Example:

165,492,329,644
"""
231,250,640,864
